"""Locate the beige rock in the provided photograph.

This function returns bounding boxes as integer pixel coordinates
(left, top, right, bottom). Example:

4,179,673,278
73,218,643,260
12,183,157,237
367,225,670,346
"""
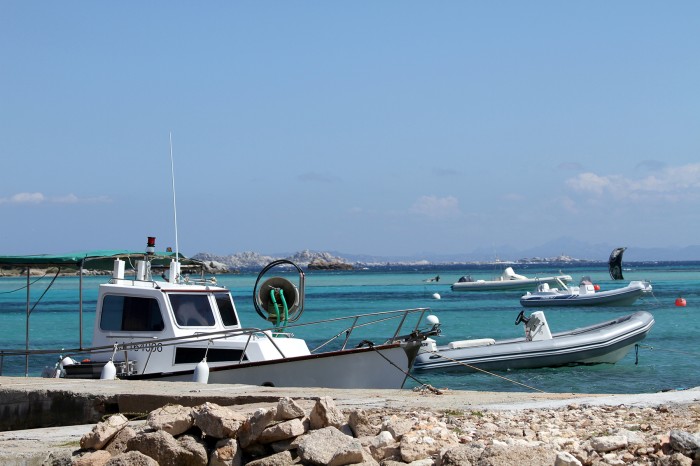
209,438,242,466
104,426,136,456
275,397,305,420
73,450,112,466
80,413,129,450
193,402,246,439
146,404,194,435
237,407,277,448
104,451,159,466
258,418,306,444
309,396,345,430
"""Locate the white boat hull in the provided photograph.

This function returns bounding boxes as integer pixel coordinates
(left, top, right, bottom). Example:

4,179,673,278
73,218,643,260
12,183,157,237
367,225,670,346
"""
413,311,654,372
451,275,571,292
520,281,652,307
124,342,416,389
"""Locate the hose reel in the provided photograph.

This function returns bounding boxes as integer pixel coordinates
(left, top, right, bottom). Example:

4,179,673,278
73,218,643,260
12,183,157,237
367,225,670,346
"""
253,260,305,328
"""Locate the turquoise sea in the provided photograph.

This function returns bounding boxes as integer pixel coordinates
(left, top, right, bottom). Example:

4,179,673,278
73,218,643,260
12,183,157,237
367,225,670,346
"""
1,262,698,394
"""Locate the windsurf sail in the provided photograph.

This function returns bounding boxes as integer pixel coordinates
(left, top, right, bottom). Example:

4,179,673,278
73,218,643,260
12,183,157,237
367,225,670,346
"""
608,247,627,280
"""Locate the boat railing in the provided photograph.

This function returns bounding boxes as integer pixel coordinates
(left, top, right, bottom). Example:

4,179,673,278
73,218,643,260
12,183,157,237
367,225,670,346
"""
0,307,433,377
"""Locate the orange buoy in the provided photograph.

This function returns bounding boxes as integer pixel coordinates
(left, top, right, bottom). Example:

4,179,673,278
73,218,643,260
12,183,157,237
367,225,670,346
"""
675,297,687,307
594,284,600,291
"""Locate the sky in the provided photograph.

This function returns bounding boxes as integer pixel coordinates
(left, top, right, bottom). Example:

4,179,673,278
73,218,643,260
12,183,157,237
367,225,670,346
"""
1,2,699,258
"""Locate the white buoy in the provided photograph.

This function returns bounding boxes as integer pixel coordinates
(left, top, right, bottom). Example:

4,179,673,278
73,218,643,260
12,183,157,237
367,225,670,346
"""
427,315,440,325
432,293,441,300
100,360,117,380
193,358,210,384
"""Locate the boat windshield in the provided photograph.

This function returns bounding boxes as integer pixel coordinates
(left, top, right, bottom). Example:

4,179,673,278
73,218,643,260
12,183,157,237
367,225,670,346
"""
214,292,239,327
169,294,216,327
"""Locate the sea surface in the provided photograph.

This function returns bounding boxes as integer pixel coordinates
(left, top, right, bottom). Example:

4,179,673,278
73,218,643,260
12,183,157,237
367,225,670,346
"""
1,262,698,394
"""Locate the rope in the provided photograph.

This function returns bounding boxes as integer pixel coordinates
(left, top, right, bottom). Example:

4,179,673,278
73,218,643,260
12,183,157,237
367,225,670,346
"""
423,350,547,393
636,344,700,358
367,343,545,394
0,270,52,294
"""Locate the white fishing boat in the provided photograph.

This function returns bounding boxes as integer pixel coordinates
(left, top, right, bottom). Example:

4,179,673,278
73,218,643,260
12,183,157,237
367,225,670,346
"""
451,267,573,292
0,238,439,389
520,277,653,307
413,310,654,372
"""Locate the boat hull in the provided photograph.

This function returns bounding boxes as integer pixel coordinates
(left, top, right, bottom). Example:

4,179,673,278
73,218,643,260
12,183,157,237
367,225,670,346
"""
520,282,651,307
121,342,417,389
412,311,654,372
451,276,571,292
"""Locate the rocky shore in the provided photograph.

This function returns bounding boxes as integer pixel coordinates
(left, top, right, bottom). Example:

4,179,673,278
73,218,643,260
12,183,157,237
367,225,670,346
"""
48,393,700,466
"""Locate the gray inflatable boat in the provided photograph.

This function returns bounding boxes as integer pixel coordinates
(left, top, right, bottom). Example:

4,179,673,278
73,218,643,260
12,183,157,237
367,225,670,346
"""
412,310,654,372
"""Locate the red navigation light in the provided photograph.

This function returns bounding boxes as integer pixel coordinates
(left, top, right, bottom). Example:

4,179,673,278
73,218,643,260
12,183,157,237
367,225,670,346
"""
146,236,156,255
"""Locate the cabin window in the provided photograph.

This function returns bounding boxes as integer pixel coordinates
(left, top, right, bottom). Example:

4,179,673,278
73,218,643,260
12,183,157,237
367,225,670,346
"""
215,292,238,327
169,294,216,327
100,295,165,332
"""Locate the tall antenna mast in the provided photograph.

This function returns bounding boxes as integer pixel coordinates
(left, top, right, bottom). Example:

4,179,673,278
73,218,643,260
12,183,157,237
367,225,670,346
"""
169,131,180,267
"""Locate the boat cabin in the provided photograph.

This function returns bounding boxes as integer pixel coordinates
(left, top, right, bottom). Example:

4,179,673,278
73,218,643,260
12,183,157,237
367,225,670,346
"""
66,258,311,379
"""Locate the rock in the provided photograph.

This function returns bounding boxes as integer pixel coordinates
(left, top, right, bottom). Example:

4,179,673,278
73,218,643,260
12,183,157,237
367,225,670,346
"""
399,424,459,463
209,438,242,466
382,415,414,440
439,444,484,466
126,429,185,465
295,426,363,466
554,451,582,466
367,430,400,461
245,450,294,466
192,402,246,439
309,396,345,430
178,434,208,465
104,451,159,466
670,430,700,456
477,443,557,466
237,407,277,448
146,404,194,436
72,450,112,466
258,418,306,444
348,409,380,437
275,397,306,421
104,426,136,456
590,434,628,453
80,414,129,450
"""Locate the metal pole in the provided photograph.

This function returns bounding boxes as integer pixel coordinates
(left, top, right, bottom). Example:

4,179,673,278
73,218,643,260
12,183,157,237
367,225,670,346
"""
79,261,84,349
25,268,30,377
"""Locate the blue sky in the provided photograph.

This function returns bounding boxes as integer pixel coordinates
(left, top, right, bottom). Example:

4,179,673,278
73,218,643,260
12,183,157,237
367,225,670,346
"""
1,2,699,257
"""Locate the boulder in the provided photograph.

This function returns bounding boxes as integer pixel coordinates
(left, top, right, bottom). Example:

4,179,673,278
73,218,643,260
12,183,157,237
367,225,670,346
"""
310,396,346,430
147,404,194,436
192,402,246,439
275,397,306,420
258,418,306,444
209,438,243,466
104,451,159,466
294,426,363,466
237,407,277,448
104,426,137,456
80,413,130,450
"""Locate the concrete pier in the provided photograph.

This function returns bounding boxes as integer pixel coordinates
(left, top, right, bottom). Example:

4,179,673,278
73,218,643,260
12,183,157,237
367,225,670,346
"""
2,376,699,432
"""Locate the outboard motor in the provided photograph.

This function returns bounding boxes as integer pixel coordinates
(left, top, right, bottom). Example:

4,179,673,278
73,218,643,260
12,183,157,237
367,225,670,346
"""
524,311,553,341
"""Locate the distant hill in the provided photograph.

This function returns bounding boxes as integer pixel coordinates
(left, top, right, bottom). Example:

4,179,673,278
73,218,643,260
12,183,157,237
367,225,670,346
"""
192,239,700,271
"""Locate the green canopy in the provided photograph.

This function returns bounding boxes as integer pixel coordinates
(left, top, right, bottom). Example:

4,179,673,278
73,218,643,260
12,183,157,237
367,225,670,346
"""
0,250,203,270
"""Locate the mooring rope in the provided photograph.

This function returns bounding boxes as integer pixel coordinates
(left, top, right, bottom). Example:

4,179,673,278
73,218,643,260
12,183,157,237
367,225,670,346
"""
367,344,545,394
637,344,700,358
422,350,547,393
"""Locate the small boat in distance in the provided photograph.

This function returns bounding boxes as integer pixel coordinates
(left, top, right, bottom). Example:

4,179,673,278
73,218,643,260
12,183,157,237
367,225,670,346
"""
412,310,654,373
451,266,573,292
0,238,439,389
520,277,653,307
